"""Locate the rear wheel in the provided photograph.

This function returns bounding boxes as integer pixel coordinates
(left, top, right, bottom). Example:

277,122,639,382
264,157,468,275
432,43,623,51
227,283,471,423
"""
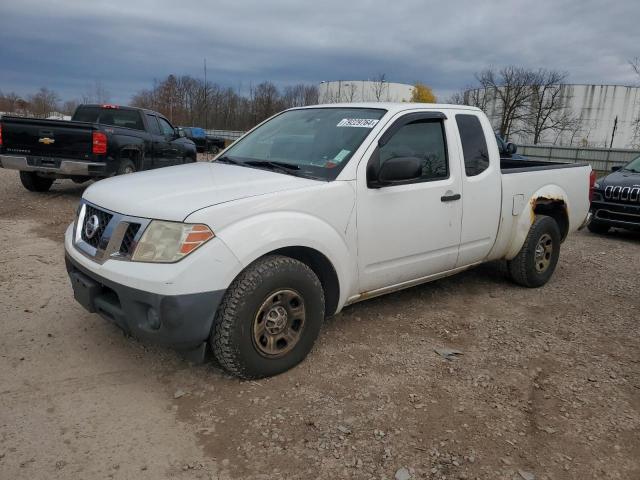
210,255,325,379
117,159,136,175
19,171,54,192
508,215,561,288
587,220,610,234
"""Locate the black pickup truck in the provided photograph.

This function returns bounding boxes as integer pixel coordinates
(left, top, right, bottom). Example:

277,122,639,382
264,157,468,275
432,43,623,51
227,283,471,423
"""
0,104,197,192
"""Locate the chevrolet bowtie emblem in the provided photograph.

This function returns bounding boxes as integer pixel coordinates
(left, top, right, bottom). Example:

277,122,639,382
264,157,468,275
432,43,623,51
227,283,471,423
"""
38,137,55,145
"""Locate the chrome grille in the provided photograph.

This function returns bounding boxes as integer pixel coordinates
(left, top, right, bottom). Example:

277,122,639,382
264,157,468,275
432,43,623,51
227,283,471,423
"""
81,205,113,247
74,201,150,264
119,223,141,255
604,185,640,204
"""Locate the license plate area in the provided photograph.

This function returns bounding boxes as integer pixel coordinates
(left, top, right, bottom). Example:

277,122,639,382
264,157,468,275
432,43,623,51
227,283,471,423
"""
69,270,100,313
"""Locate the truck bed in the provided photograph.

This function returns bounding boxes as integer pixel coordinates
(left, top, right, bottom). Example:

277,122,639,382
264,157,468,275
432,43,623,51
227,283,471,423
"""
501,158,589,173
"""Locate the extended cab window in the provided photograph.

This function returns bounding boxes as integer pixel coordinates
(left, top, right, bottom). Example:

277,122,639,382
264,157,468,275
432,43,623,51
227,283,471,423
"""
456,114,489,176
375,119,448,183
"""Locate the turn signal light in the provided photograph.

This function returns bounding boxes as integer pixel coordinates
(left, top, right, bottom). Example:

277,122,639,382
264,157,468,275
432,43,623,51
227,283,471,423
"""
180,225,215,254
92,132,107,155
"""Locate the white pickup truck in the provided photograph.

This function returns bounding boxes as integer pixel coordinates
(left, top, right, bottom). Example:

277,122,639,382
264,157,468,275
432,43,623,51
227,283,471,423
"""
65,103,594,378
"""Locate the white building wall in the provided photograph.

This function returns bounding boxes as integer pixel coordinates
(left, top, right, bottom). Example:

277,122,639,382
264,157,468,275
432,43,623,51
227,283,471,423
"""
318,80,414,104
484,84,640,148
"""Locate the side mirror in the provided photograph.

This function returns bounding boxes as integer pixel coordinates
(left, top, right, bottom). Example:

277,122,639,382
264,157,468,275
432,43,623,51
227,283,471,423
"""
175,128,184,138
506,142,517,155
371,157,422,187
611,165,622,172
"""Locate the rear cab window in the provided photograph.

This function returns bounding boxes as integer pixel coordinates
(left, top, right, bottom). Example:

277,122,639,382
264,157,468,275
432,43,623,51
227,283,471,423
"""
72,106,144,131
456,114,490,176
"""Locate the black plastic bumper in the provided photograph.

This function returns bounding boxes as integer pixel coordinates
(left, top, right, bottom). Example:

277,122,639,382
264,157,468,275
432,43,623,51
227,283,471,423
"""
590,200,640,230
65,254,225,352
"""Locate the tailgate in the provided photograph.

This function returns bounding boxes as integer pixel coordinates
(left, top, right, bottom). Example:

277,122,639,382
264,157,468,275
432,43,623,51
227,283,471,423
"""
1,117,96,160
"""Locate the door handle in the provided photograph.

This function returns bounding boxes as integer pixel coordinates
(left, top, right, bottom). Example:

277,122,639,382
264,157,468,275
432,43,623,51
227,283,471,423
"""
441,193,461,202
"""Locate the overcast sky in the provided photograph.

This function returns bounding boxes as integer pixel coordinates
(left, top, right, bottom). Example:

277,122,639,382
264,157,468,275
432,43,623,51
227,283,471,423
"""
1,0,639,104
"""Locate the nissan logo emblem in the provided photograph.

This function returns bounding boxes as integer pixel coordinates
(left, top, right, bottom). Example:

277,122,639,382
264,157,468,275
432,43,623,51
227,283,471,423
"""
84,214,100,239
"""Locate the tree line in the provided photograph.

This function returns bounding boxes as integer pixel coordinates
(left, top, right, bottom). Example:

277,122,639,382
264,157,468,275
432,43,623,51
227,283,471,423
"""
0,78,320,131
130,76,318,131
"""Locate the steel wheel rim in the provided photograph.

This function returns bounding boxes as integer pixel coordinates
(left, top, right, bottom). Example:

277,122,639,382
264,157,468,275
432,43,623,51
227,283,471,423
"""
123,166,134,174
534,233,554,273
252,289,306,358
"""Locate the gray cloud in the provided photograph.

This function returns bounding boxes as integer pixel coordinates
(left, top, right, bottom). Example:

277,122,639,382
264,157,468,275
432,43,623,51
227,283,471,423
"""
1,0,639,103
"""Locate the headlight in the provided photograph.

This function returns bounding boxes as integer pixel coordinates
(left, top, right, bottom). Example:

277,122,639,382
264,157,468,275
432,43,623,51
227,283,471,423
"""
131,221,214,263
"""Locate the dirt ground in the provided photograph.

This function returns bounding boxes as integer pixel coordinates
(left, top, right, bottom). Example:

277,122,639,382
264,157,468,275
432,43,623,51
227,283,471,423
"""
0,168,639,480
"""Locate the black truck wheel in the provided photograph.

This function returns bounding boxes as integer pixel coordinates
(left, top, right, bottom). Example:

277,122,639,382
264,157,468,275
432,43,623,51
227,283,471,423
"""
210,255,325,379
587,220,610,234
508,215,561,288
19,172,54,192
117,159,136,175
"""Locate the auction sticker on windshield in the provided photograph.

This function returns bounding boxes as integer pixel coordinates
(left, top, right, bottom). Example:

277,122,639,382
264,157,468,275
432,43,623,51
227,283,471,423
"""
337,118,379,128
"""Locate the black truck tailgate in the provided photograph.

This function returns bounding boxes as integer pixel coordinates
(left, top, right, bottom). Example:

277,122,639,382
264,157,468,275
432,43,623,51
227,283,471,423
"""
1,116,96,161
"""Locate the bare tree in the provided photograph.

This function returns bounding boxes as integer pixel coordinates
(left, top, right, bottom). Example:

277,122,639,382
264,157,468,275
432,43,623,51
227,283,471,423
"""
82,80,111,104
28,87,59,117
476,66,538,139
343,82,358,102
62,99,80,115
524,69,570,144
629,57,640,80
445,91,465,105
371,73,388,102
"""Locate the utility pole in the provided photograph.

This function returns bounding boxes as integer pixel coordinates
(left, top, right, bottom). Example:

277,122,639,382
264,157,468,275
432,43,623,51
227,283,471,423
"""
204,58,208,131
609,115,618,148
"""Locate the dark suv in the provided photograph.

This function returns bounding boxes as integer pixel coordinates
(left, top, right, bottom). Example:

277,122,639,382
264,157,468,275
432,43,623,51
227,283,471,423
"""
589,154,640,233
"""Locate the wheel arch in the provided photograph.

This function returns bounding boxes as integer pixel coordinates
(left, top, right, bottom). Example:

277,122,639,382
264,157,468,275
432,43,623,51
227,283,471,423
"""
505,185,570,260
118,147,144,170
202,212,356,315
267,246,340,317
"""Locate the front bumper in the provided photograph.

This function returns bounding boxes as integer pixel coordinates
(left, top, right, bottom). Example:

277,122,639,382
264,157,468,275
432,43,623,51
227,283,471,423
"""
0,154,108,176
590,199,640,229
65,253,225,351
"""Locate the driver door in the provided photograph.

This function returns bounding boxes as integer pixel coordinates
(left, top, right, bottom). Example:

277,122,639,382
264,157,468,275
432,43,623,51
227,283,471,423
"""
156,117,181,166
356,112,463,293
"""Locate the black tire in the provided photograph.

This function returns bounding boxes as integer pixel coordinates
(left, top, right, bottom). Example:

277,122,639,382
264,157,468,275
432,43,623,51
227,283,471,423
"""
587,220,610,235
19,171,54,192
508,215,561,288
117,159,136,175
211,255,325,379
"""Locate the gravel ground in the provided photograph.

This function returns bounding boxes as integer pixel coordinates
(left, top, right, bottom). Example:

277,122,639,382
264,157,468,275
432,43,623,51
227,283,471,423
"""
0,170,639,480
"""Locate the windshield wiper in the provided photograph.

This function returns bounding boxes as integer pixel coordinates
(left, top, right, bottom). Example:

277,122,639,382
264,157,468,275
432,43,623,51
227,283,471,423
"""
216,156,240,165
245,160,300,171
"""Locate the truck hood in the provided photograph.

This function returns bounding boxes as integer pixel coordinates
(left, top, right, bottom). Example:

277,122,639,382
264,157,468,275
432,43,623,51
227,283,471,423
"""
599,168,640,189
83,162,321,221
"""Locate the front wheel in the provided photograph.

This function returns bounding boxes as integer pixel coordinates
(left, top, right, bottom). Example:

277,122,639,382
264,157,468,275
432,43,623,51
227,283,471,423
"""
19,171,54,192
210,255,325,379
508,215,561,288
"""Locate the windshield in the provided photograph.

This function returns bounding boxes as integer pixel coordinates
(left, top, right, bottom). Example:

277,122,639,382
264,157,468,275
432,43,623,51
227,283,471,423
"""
622,154,640,173
218,107,386,180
